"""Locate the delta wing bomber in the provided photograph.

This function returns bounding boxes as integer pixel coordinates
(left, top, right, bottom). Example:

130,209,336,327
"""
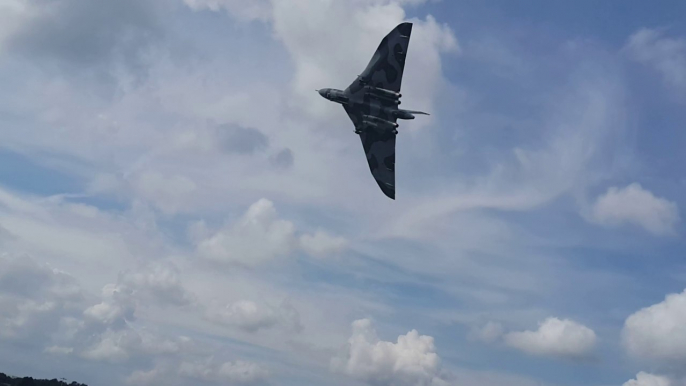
317,22,428,200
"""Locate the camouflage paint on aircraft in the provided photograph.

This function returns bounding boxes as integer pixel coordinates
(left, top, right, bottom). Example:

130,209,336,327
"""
318,22,428,199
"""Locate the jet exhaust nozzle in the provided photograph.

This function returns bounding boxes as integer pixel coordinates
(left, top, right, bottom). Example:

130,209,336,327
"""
393,110,415,120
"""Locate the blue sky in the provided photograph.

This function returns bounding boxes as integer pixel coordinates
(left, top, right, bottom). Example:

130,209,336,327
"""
0,1,685,386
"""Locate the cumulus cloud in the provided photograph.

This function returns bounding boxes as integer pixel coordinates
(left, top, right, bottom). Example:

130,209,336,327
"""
623,372,673,386
623,289,686,363
0,254,83,342
0,0,629,385
80,328,133,363
625,28,686,93
83,283,136,327
0,252,196,368
206,299,302,333
78,327,185,364
0,255,197,366
0,1,471,384
197,198,297,267
77,282,188,364
197,198,347,266
589,183,680,236
331,318,448,386
118,262,195,307
299,230,348,258
83,261,193,323
504,317,596,359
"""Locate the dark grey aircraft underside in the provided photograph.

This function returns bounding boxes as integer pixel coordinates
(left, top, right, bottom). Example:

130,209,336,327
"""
318,22,428,200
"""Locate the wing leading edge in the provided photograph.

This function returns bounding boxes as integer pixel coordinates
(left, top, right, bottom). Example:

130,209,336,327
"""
355,22,412,92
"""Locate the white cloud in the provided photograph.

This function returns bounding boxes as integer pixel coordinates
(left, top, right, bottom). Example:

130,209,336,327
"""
0,0,27,49
504,317,596,359
0,253,81,301
206,299,302,333
623,289,686,363
184,0,457,127
197,198,297,267
331,318,448,386
1,0,459,216
624,372,673,386
125,351,272,386
0,1,655,385
78,292,186,364
625,28,686,93
118,262,195,307
0,2,461,384
78,327,184,364
183,0,272,21
590,183,680,236
0,252,200,370
83,283,136,327
197,198,347,266
299,230,348,258
208,300,276,332
0,254,83,342
0,187,167,291
80,329,133,363
269,0,458,121
126,366,165,386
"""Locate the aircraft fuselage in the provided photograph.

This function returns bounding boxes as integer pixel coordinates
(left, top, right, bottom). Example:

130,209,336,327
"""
317,87,417,121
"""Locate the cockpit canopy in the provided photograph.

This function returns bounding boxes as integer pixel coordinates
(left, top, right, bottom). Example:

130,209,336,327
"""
317,88,348,103
318,88,331,99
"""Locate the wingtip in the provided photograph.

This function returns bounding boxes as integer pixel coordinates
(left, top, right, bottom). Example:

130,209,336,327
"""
383,189,396,200
397,22,413,36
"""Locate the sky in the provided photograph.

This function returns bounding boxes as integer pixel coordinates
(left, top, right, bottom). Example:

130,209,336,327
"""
0,1,685,385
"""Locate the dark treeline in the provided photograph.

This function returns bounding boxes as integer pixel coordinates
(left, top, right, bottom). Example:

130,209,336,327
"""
0,373,87,386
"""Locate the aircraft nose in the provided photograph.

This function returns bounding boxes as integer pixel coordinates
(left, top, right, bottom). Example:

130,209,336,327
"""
318,89,327,98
